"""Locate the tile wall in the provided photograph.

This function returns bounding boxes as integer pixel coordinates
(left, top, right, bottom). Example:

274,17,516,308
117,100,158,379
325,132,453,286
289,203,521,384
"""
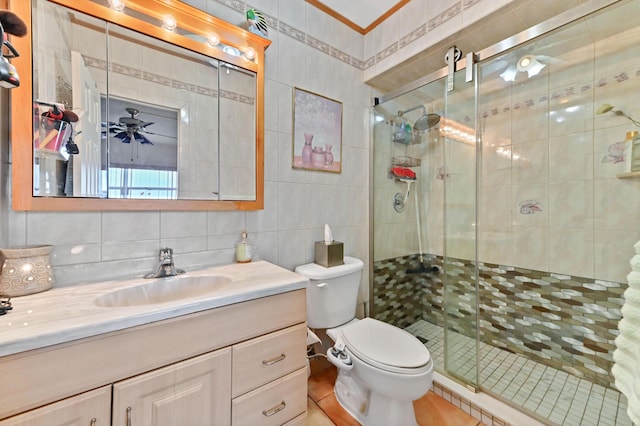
373,254,624,389
2,0,372,290
374,0,640,284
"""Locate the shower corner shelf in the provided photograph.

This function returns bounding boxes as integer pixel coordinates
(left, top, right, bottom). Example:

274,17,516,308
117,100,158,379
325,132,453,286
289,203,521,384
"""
392,135,421,145
391,156,421,167
617,171,640,179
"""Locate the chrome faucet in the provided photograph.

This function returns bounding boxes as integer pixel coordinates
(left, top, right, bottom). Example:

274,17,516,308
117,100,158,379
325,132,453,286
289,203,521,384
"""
145,247,185,278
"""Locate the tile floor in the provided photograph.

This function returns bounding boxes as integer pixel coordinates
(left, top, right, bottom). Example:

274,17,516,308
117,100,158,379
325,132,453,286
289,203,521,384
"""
307,365,484,426
405,320,632,426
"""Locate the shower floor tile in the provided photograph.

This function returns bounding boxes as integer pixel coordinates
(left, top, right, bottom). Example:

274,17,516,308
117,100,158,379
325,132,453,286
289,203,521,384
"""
406,320,632,426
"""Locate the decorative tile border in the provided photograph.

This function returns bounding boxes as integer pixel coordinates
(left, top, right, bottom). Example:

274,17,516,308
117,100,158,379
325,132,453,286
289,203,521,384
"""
207,0,492,71
400,24,427,49
307,35,331,55
83,55,254,105
372,253,625,389
428,3,462,31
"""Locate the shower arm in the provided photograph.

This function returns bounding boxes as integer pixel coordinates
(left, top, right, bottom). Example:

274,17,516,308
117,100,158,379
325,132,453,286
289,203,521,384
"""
398,105,427,117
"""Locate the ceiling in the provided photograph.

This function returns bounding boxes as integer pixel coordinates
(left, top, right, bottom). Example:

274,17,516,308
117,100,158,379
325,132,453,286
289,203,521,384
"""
305,0,409,34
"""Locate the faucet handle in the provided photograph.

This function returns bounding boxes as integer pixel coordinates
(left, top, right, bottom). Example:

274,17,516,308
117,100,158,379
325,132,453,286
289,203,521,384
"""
159,247,173,263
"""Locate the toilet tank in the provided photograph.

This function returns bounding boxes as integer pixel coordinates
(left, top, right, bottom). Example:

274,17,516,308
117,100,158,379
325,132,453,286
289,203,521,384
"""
294,256,364,329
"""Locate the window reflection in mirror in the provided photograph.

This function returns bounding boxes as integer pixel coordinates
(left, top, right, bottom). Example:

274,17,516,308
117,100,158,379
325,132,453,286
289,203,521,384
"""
31,0,257,201
102,97,179,199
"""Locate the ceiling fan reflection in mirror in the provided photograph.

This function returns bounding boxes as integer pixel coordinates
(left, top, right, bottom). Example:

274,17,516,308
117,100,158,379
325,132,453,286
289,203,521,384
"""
104,107,156,145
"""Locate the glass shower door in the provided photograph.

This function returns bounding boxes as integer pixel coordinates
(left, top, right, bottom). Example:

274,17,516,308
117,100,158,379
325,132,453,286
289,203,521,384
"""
443,63,479,389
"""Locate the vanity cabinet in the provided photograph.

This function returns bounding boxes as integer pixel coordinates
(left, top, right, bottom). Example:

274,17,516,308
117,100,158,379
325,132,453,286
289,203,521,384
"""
0,290,307,425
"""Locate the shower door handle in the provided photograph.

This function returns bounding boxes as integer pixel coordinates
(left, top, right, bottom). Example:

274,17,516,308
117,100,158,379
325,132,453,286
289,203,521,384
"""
466,52,476,83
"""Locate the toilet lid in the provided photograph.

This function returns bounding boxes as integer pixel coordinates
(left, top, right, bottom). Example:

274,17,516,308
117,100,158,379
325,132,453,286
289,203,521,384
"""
341,318,431,373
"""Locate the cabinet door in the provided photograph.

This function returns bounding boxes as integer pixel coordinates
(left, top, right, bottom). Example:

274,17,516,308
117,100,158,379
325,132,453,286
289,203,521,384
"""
112,349,231,426
0,385,111,426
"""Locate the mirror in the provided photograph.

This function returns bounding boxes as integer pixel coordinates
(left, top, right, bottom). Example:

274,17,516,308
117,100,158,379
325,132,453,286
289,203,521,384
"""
10,0,270,210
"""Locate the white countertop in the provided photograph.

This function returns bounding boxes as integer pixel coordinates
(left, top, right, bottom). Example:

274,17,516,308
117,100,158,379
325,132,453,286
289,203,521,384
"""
0,261,308,357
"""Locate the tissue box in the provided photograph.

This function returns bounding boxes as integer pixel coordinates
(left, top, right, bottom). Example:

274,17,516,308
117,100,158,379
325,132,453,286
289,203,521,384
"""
314,241,344,267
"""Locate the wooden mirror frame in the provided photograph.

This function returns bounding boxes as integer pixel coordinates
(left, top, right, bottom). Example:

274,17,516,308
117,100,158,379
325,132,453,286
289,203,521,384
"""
9,0,270,211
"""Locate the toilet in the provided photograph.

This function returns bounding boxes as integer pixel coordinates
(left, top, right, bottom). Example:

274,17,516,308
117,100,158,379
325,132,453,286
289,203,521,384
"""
295,256,433,426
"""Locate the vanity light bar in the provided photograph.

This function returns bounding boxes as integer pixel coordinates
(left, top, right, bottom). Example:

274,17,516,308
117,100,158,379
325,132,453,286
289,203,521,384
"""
100,0,269,64
55,0,270,67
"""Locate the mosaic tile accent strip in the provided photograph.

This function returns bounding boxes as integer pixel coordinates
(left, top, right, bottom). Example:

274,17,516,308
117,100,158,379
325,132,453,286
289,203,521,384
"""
407,320,632,426
372,254,626,389
372,254,442,329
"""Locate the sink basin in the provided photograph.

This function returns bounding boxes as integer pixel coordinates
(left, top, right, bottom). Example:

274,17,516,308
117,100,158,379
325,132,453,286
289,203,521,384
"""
94,275,232,307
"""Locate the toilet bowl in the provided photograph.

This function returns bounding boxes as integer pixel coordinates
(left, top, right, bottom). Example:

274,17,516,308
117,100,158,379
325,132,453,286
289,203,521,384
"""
327,317,433,426
295,257,433,426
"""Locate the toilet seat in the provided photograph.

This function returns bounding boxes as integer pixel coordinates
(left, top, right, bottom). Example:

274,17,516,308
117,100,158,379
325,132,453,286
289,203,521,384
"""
340,318,431,374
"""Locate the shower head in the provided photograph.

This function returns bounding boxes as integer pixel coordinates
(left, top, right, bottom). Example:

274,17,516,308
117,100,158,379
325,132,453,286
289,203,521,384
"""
398,105,441,132
415,113,441,131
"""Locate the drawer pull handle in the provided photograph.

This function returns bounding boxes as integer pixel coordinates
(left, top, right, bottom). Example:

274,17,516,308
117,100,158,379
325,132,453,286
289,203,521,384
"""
262,401,286,417
126,407,132,426
90,418,97,426
262,353,286,365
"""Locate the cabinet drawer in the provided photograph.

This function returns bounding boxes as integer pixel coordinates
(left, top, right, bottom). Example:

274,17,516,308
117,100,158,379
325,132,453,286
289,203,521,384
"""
232,323,307,397
231,368,307,426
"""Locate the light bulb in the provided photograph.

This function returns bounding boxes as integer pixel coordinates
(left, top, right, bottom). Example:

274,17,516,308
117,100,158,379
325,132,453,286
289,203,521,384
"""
108,0,125,11
162,14,177,31
223,46,240,57
244,47,256,61
207,33,220,46
518,56,531,68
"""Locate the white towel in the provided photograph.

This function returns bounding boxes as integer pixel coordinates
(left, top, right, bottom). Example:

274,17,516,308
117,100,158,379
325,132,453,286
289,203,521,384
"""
613,239,640,426
628,271,640,288
630,254,640,272
624,288,640,304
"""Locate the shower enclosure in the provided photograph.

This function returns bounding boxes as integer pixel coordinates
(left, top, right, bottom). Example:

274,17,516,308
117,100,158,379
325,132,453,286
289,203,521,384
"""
371,1,639,425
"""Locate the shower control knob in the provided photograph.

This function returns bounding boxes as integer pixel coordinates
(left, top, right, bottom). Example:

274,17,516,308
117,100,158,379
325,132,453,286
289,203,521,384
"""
341,353,353,367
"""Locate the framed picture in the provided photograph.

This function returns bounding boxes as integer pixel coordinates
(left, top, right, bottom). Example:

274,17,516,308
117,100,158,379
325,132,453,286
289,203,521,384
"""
292,87,342,173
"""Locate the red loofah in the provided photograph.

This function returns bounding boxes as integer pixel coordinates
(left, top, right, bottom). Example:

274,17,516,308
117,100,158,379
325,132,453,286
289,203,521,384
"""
390,167,416,180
